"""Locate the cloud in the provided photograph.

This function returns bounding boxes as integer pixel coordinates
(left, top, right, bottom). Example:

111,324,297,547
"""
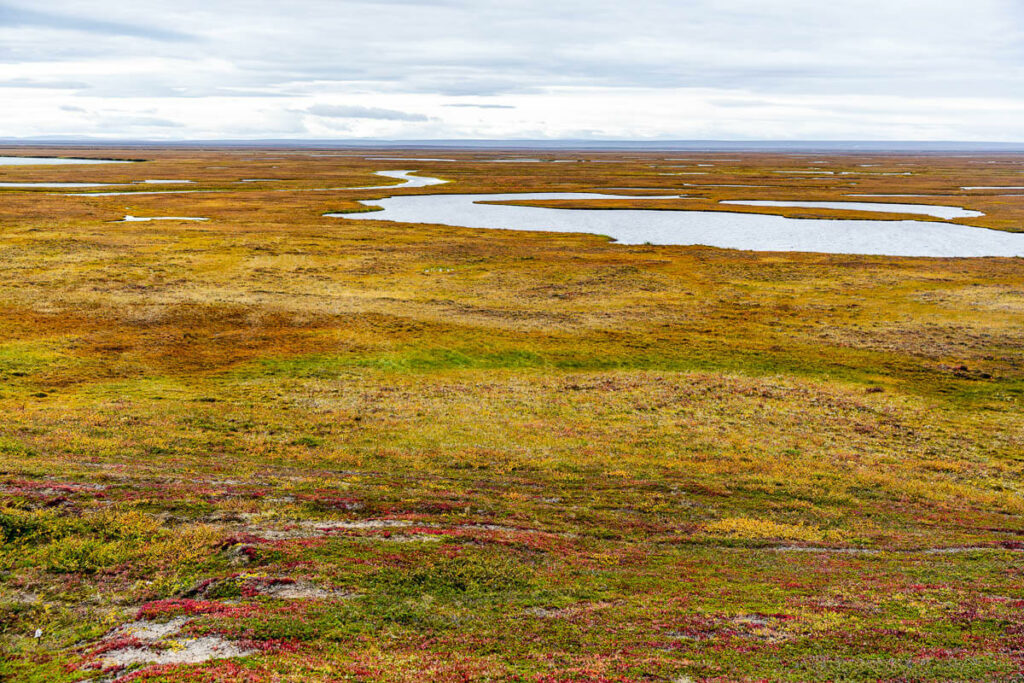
707,98,773,109
92,114,184,128
444,103,516,109
0,3,197,42
0,78,90,89
1,0,1023,139
304,104,429,121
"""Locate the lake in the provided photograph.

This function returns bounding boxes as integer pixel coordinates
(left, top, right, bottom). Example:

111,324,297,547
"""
326,185,1023,257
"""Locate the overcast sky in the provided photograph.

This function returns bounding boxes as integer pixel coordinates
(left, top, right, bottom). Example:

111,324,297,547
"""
2,0,1023,141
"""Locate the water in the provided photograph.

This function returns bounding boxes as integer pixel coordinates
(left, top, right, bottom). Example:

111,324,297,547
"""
0,182,115,188
0,156,134,165
364,157,458,162
65,170,446,196
272,170,448,192
720,200,982,220
117,215,208,222
325,185,1023,257
344,170,448,189
70,190,214,196
1,179,191,189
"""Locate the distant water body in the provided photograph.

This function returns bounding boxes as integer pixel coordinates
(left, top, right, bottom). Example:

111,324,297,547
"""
0,156,134,165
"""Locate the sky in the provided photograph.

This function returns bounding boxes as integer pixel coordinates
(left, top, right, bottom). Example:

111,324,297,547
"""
1,0,1023,141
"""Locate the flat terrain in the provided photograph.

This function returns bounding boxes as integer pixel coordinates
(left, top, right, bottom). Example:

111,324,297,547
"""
0,147,1022,682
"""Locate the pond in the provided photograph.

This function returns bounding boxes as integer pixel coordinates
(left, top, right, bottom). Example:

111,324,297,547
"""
117,215,208,222
346,170,447,189
0,182,115,188
0,180,190,189
0,156,135,165
364,157,458,162
325,183,1023,257
65,171,447,197
962,186,1024,190
719,200,982,220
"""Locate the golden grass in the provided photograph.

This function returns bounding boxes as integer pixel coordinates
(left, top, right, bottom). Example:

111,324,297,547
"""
0,147,1021,682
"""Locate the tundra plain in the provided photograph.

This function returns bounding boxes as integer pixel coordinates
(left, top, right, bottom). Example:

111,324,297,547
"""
1,147,1023,682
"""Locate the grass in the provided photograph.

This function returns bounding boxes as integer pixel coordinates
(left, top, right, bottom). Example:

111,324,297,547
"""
0,146,1021,681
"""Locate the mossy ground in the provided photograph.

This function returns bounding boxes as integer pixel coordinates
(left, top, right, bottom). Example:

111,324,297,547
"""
0,148,1022,681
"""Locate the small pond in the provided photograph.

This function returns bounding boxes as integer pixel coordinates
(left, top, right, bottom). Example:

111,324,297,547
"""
0,156,135,165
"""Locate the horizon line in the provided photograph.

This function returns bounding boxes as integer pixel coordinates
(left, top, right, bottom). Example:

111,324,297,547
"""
3,138,1024,152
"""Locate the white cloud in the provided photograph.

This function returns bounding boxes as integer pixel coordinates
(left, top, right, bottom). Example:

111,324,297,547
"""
0,0,1022,140
305,104,429,121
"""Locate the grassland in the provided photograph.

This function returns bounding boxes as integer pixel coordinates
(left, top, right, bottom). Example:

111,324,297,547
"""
0,147,1022,682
